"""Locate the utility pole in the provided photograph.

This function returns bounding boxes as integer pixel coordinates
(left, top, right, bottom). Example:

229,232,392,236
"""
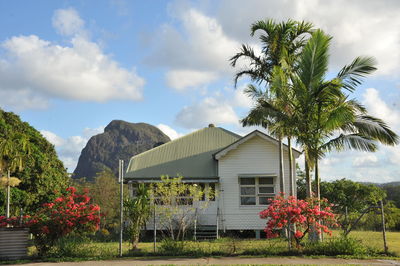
119,160,124,257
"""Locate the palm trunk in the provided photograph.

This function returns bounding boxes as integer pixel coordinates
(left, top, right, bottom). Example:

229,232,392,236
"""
305,157,312,198
278,137,285,196
315,157,320,201
288,137,294,197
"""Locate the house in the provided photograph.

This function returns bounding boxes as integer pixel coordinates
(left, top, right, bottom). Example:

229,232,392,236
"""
124,124,301,236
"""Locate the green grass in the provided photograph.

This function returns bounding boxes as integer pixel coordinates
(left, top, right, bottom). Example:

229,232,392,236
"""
11,230,396,264
332,230,400,256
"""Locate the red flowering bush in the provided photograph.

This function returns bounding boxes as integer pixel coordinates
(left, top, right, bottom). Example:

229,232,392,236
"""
0,187,100,256
260,195,337,247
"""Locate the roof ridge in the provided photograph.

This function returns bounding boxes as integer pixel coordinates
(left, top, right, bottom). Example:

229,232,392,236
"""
130,127,210,159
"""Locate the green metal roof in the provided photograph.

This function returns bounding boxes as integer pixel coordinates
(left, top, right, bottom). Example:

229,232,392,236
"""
125,126,241,179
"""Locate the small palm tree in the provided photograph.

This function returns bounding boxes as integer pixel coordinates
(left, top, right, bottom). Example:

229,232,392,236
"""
125,183,151,250
0,131,31,217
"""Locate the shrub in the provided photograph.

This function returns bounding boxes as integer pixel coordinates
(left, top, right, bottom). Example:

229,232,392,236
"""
304,236,376,256
159,238,185,255
0,187,100,256
260,195,337,247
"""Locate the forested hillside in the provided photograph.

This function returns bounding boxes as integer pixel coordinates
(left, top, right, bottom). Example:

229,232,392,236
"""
0,108,69,215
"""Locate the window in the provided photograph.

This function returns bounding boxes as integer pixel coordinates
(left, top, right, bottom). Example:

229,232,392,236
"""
240,176,275,206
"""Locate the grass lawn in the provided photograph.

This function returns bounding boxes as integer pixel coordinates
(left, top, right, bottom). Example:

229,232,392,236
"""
341,230,400,255
26,230,399,259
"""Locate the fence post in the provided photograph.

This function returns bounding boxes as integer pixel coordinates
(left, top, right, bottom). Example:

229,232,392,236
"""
153,201,156,252
380,200,388,254
119,160,124,257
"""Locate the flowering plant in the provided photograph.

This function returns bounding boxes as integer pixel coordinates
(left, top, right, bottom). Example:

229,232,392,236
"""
260,195,337,247
0,187,100,255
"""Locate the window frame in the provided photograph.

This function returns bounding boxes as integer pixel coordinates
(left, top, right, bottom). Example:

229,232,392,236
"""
239,176,276,206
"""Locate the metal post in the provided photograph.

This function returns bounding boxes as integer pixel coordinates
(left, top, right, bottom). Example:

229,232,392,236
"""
380,200,388,254
216,207,219,239
194,209,197,241
6,170,10,218
119,160,124,257
153,202,156,252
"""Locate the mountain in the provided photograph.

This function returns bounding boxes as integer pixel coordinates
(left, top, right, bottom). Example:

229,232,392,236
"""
73,120,170,180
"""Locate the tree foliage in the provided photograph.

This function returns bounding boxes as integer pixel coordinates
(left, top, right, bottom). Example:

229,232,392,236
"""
151,176,215,241
1,186,100,256
0,108,69,214
260,195,337,247
125,183,151,250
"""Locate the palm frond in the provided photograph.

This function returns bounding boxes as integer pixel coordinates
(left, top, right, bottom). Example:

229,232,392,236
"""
297,30,331,90
337,56,377,92
321,134,377,153
353,115,399,145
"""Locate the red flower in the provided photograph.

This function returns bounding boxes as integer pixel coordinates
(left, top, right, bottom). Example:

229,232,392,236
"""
294,230,303,239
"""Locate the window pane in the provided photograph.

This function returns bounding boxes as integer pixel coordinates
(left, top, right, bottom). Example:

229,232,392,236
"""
259,186,274,194
240,178,255,185
259,197,273,205
241,187,255,195
259,177,274,184
241,197,256,205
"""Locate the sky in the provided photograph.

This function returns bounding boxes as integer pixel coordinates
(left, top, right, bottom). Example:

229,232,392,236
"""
0,0,399,183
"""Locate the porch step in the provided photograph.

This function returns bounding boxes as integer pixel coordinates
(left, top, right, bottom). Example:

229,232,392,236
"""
195,225,217,240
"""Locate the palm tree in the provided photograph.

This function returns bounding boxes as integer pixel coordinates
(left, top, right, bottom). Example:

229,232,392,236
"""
0,131,31,217
289,30,398,199
231,19,313,196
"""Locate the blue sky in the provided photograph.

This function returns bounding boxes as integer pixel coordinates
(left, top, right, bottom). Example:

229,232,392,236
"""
1,0,399,182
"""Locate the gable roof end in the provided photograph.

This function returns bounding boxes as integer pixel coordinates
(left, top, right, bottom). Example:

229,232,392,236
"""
214,130,302,160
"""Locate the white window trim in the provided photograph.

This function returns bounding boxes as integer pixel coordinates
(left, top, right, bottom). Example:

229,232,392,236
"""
239,175,276,206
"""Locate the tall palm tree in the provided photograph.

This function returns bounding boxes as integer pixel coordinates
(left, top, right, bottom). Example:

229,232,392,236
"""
231,19,313,196
290,30,398,199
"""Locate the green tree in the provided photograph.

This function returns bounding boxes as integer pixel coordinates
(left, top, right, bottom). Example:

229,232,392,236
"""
231,19,313,196
125,183,151,250
0,108,69,214
151,176,214,241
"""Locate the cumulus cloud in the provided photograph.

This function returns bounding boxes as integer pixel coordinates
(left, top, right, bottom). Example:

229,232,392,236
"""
215,0,400,76
40,126,104,172
0,8,145,110
166,70,218,91
157,124,184,140
147,8,241,90
175,97,239,129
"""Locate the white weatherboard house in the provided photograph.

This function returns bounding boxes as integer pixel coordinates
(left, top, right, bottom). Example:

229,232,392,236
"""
125,124,301,235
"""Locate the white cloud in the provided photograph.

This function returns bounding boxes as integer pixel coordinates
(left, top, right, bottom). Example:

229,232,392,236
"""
363,88,400,130
0,8,145,110
157,124,184,140
175,97,239,129
166,70,218,91
40,126,104,172
353,154,378,167
40,130,65,147
0,89,49,111
147,8,241,88
231,86,253,108
52,8,85,36
215,0,400,76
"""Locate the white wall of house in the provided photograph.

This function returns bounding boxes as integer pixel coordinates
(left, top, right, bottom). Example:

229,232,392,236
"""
217,135,295,230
